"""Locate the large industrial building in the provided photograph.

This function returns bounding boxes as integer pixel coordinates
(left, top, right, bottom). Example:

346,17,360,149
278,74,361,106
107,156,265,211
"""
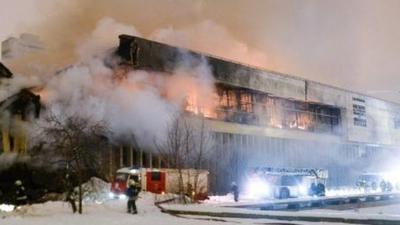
115,35,400,192
1,35,399,193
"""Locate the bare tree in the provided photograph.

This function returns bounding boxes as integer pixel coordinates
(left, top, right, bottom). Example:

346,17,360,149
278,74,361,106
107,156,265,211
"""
155,114,187,200
155,113,214,202
39,112,109,214
189,117,214,198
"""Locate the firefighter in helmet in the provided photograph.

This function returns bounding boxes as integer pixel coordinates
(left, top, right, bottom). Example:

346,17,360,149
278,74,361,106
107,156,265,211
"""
231,182,239,202
125,180,140,214
14,180,28,206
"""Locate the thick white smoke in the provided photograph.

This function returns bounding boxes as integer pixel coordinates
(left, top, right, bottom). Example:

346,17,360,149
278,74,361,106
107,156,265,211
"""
28,17,216,147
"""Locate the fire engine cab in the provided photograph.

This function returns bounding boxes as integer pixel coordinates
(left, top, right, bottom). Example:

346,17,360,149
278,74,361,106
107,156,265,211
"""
245,167,328,199
109,167,209,200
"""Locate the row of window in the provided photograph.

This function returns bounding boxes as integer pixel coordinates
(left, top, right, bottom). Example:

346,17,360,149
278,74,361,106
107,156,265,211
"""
186,85,342,135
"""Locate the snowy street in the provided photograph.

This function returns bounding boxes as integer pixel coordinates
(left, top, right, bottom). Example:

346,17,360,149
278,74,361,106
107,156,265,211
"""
0,192,366,225
2,192,400,225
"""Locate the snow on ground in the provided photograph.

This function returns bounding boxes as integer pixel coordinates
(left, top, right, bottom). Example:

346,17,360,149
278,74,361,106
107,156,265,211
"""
79,177,111,203
1,192,230,225
179,214,359,225
309,202,400,217
0,192,358,225
163,200,400,221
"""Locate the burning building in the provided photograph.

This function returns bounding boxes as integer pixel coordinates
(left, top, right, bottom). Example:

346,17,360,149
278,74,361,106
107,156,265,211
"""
0,62,41,154
1,34,399,194
114,35,400,192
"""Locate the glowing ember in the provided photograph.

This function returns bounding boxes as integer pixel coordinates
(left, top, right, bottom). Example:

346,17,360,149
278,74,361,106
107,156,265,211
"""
185,93,217,118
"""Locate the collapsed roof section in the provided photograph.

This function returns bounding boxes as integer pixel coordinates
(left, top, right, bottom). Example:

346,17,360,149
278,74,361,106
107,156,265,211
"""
0,62,13,78
0,63,41,120
0,89,41,120
117,34,211,75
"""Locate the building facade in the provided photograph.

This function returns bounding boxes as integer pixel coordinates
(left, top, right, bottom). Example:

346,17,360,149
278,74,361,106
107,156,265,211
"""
0,63,41,154
116,35,400,192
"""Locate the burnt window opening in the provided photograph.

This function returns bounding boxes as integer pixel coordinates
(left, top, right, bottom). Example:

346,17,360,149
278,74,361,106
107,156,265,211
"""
9,135,14,151
196,84,342,135
239,91,253,113
218,89,237,109
130,42,139,66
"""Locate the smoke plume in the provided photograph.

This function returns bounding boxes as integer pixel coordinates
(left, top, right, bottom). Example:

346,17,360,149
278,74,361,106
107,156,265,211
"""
24,17,216,147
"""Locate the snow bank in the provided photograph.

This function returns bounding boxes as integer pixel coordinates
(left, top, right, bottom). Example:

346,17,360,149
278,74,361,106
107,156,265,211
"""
0,204,14,212
77,177,110,203
202,194,235,204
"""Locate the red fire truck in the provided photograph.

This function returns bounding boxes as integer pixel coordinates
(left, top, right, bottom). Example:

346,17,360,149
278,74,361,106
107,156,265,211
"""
109,167,209,200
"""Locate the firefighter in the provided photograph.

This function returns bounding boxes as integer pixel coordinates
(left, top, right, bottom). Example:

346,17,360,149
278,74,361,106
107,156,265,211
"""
231,182,239,202
0,186,3,201
316,183,326,196
309,183,317,196
126,180,140,214
186,183,194,200
14,180,28,206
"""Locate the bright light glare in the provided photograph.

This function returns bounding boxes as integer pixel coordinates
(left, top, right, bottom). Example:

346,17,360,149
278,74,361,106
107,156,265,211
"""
0,204,14,212
383,172,400,185
326,188,364,197
245,177,270,199
130,169,139,174
108,192,115,199
119,194,127,200
298,184,309,196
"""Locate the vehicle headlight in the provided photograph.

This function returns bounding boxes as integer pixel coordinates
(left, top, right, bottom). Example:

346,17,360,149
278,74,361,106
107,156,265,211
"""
245,177,270,199
298,184,309,196
119,194,127,200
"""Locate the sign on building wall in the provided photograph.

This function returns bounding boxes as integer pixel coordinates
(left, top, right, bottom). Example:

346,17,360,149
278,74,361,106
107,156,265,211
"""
394,116,400,129
352,97,367,127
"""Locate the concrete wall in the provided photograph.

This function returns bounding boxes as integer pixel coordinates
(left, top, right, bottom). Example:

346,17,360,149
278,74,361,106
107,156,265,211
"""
119,35,400,148
209,131,393,192
222,65,400,147
118,35,400,193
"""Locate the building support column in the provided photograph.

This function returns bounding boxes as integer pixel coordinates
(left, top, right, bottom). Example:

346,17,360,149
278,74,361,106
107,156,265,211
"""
2,128,10,153
119,145,123,167
109,145,113,179
129,145,133,167
149,152,153,168
139,150,143,168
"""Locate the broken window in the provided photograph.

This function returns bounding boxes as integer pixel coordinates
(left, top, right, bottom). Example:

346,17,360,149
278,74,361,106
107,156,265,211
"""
213,85,340,134
219,89,237,109
239,91,253,113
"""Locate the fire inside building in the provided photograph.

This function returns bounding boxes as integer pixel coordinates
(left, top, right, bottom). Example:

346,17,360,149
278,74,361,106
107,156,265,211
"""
115,35,400,192
0,62,41,154
1,36,400,193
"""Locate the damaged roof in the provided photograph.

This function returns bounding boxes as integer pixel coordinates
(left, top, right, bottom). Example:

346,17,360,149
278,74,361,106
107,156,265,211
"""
0,62,13,78
0,89,41,120
0,62,41,119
